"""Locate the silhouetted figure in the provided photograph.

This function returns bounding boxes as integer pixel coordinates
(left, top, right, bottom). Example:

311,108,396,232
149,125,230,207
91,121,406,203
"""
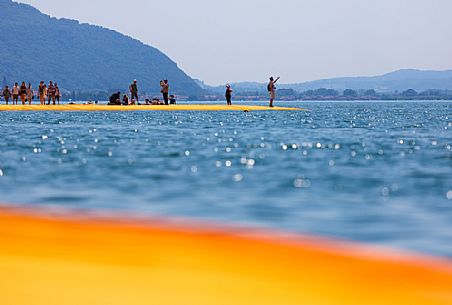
225,84,233,105
122,95,129,105
55,83,61,104
19,82,27,105
109,92,121,105
2,86,11,105
38,81,45,105
169,95,176,105
47,81,56,105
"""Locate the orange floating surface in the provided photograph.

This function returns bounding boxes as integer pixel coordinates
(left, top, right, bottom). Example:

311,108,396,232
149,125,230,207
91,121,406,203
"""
0,207,451,305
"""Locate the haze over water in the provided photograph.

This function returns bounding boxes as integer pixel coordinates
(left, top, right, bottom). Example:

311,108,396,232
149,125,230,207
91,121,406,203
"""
0,101,451,256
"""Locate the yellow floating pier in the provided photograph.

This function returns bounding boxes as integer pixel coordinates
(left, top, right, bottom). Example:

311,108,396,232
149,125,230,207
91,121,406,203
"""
0,104,303,112
1,207,451,305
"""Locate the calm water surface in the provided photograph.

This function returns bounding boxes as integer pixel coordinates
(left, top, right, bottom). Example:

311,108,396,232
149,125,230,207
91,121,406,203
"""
0,101,451,256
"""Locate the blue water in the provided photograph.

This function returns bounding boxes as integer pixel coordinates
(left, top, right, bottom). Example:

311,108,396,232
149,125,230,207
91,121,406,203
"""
0,101,451,256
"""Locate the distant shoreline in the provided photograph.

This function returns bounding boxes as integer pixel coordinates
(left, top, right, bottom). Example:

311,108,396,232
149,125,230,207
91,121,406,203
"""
48,88,452,102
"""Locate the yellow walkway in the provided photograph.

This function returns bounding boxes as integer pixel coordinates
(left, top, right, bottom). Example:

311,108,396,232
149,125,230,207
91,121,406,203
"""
1,208,451,305
0,104,303,112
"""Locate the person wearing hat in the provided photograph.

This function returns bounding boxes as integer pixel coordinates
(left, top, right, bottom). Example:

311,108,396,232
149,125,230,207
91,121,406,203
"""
130,79,139,102
225,84,233,106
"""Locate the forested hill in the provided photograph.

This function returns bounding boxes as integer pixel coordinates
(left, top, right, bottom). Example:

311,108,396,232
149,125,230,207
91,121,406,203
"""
0,0,202,96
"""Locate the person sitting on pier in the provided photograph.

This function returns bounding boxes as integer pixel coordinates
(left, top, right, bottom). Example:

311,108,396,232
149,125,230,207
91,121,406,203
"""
122,95,129,105
169,95,176,105
151,98,164,105
108,92,121,105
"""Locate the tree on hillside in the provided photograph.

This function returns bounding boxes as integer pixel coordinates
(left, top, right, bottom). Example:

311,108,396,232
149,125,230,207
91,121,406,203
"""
401,89,418,97
420,89,441,97
364,89,377,96
277,88,297,97
314,88,338,96
343,89,357,97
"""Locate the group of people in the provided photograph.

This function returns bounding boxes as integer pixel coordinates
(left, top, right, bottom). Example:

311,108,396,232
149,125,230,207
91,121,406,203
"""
108,76,281,107
108,79,176,106
225,76,280,107
2,76,281,107
1,81,61,105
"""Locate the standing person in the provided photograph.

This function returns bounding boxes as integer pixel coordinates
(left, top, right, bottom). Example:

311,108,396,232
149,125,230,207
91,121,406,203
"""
161,79,169,105
26,83,34,105
47,81,56,105
130,79,138,102
267,76,280,108
225,84,233,106
12,82,20,105
55,83,61,104
38,81,45,105
43,84,48,104
2,86,11,105
19,82,27,105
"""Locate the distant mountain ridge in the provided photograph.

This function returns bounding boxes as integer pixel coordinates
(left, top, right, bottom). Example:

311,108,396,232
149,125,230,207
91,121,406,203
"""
0,0,202,95
284,69,452,92
205,69,452,94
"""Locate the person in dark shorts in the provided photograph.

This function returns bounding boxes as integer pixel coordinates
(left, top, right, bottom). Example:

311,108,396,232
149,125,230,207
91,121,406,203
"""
55,83,61,104
169,95,176,105
225,84,233,105
2,86,11,105
12,82,20,105
130,80,138,102
109,92,121,105
122,94,129,105
19,82,27,105
38,81,45,105
47,81,56,105
160,79,169,105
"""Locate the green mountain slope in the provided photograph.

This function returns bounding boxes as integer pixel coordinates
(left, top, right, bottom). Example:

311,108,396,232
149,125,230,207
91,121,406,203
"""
0,0,202,96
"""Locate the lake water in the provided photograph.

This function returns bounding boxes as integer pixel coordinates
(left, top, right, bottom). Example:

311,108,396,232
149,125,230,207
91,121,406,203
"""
0,101,451,256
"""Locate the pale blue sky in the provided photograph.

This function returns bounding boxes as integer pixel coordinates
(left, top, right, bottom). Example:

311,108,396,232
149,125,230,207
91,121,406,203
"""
18,0,452,85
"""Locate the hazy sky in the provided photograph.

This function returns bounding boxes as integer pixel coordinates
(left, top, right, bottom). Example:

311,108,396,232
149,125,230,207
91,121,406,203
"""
18,0,452,85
